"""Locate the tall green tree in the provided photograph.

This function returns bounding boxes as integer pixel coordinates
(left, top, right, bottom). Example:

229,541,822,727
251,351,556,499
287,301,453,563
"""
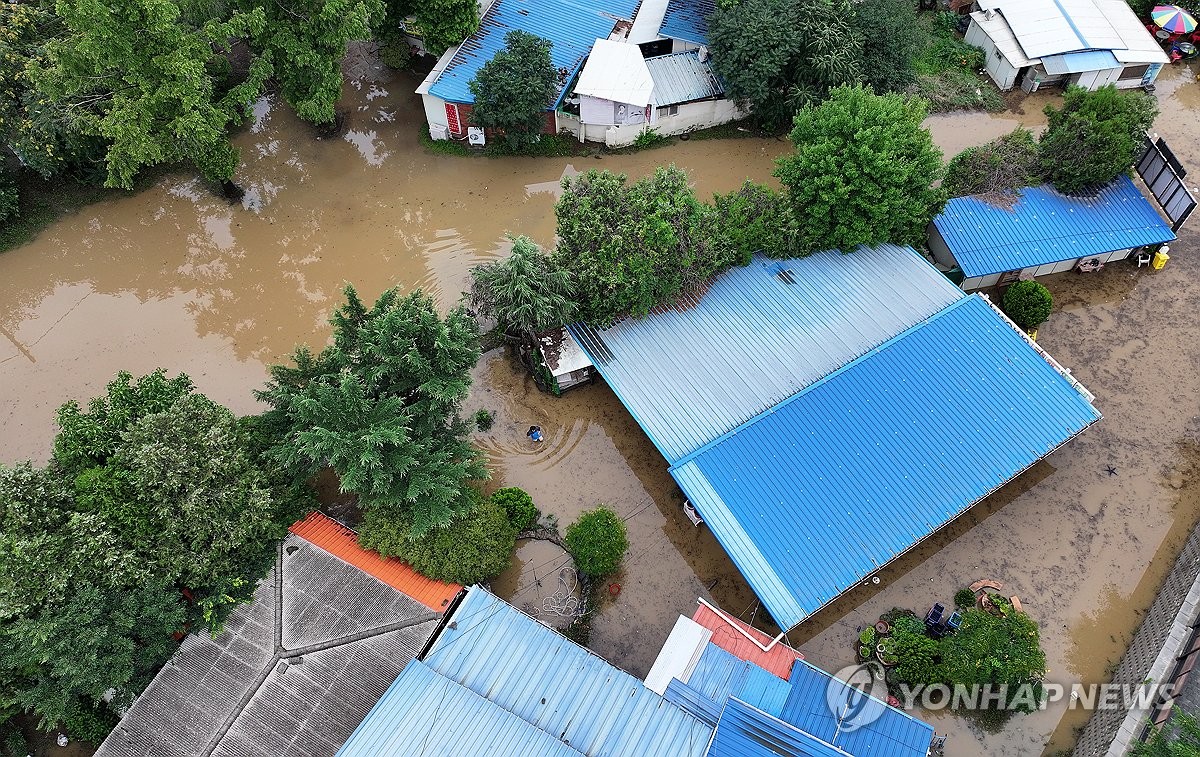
32,0,272,189
470,236,576,344
414,0,480,56
468,30,556,151
774,85,945,253
553,166,735,325
855,0,921,94
709,0,862,131
258,286,484,535
248,0,384,126
1039,85,1158,194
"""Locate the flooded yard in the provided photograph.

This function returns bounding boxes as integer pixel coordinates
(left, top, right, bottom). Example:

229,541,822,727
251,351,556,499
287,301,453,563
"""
3,50,1200,756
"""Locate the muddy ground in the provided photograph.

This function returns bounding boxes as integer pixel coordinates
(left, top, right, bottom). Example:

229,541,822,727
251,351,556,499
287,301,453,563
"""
3,49,1200,756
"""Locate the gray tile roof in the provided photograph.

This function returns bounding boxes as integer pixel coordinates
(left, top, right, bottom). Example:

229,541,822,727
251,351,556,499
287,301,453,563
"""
95,534,442,757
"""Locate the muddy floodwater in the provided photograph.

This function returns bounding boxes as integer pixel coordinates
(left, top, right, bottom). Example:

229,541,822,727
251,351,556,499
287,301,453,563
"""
4,49,1200,755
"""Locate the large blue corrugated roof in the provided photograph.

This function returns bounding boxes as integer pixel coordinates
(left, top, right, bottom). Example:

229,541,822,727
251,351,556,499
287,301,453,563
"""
671,294,1100,627
780,661,934,756
708,698,848,757
423,587,714,757
685,644,792,717
568,246,964,463
658,0,715,45
336,660,587,757
933,174,1175,279
426,0,639,104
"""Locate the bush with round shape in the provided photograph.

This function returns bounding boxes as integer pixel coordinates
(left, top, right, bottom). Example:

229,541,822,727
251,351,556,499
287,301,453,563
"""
1001,280,1052,330
491,487,538,531
954,588,977,609
564,506,629,577
859,627,877,646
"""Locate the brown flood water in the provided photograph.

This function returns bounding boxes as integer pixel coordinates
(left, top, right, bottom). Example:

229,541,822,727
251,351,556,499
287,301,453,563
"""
4,47,1200,756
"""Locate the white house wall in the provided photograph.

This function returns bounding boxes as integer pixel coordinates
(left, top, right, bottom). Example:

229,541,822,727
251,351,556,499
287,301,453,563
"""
960,248,1134,290
927,226,957,269
422,93,450,137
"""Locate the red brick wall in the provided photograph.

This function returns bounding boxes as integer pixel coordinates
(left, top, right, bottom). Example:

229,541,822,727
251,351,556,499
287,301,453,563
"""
449,102,557,137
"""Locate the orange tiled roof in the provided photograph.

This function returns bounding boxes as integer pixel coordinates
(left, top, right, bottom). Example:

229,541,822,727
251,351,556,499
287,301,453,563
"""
692,602,804,680
289,511,462,613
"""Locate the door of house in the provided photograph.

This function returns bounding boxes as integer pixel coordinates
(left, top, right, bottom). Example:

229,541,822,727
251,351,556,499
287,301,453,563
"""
998,269,1021,285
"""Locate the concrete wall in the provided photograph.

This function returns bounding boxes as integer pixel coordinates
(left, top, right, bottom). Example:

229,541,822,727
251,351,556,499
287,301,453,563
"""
927,226,957,269
560,98,745,146
1073,520,1200,756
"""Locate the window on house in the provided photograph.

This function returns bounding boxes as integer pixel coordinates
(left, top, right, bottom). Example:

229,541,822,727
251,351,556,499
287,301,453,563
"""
1119,64,1150,80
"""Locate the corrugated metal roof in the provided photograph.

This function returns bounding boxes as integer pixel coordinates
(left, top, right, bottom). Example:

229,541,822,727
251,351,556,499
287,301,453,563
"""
645,51,725,105
664,678,725,727
781,662,933,756
424,586,714,757
567,246,964,463
336,661,588,757
977,0,1123,57
289,511,461,612
1041,49,1121,74
707,699,851,757
658,0,714,45
933,175,1176,279
1096,0,1169,63
629,0,670,43
686,645,791,717
671,295,1100,627
968,10,1035,67
576,38,655,104
426,0,639,104
691,603,803,680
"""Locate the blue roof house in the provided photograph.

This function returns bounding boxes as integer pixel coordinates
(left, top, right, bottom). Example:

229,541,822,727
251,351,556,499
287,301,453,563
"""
568,244,1100,630
929,174,1175,290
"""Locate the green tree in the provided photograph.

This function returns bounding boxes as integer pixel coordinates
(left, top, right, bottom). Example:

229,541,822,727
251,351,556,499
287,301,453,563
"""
1134,710,1200,757
709,0,862,131
712,180,794,260
32,0,272,189
1039,85,1158,194
258,286,484,536
1001,280,1052,330
470,236,576,344
491,487,538,530
774,85,945,253
553,166,735,325
943,128,1042,198
358,490,516,584
855,0,921,93
248,0,384,126
414,0,480,56
564,506,628,577
939,606,1047,712
468,31,556,151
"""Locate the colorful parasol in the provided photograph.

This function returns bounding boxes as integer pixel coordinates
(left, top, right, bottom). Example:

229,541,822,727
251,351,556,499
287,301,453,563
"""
1152,5,1198,34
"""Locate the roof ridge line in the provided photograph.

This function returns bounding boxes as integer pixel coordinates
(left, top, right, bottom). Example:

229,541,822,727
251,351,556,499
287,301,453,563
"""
668,295,974,471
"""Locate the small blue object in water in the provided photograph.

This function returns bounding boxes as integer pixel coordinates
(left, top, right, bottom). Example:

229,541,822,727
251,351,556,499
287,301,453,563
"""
527,426,543,443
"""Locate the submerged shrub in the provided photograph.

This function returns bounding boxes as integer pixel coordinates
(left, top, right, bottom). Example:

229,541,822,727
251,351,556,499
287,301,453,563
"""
564,506,628,577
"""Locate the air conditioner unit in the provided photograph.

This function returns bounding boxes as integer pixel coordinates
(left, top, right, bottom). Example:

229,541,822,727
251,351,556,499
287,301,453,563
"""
429,123,449,141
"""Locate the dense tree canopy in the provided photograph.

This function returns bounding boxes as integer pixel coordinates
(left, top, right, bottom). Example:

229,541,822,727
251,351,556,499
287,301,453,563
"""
470,236,576,344
943,127,1041,198
774,85,945,253
1,370,307,741
855,0,921,94
709,0,862,131
33,0,272,188
468,31,557,151
258,286,484,536
247,0,384,126
1039,85,1157,194
553,166,735,324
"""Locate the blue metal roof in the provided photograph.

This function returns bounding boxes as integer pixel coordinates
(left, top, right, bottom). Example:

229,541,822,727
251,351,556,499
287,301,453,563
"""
670,294,1100,627
688,645,791,718
707,698,852,757
665,678,726,727
780,661,934,756
568,246,964,463
933,174,1175,279
336,660,587,757
645,51,725,105
427,0,640,104
658,0,715,45
657,0,710,44
424,587,714,757
1041,50,1121,74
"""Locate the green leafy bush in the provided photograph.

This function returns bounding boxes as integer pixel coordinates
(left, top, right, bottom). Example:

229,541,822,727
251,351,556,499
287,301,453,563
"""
943,128,1041,198
1002,280,1053,330
61,699,119,744
859,644,873,660
359,490,517,585
564,506,628,577
955,588,977,609
492,487,538,531
0,180,18,224
474,409,494,431
713,181,793,261
940,607,1046,712
859,627,877,646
